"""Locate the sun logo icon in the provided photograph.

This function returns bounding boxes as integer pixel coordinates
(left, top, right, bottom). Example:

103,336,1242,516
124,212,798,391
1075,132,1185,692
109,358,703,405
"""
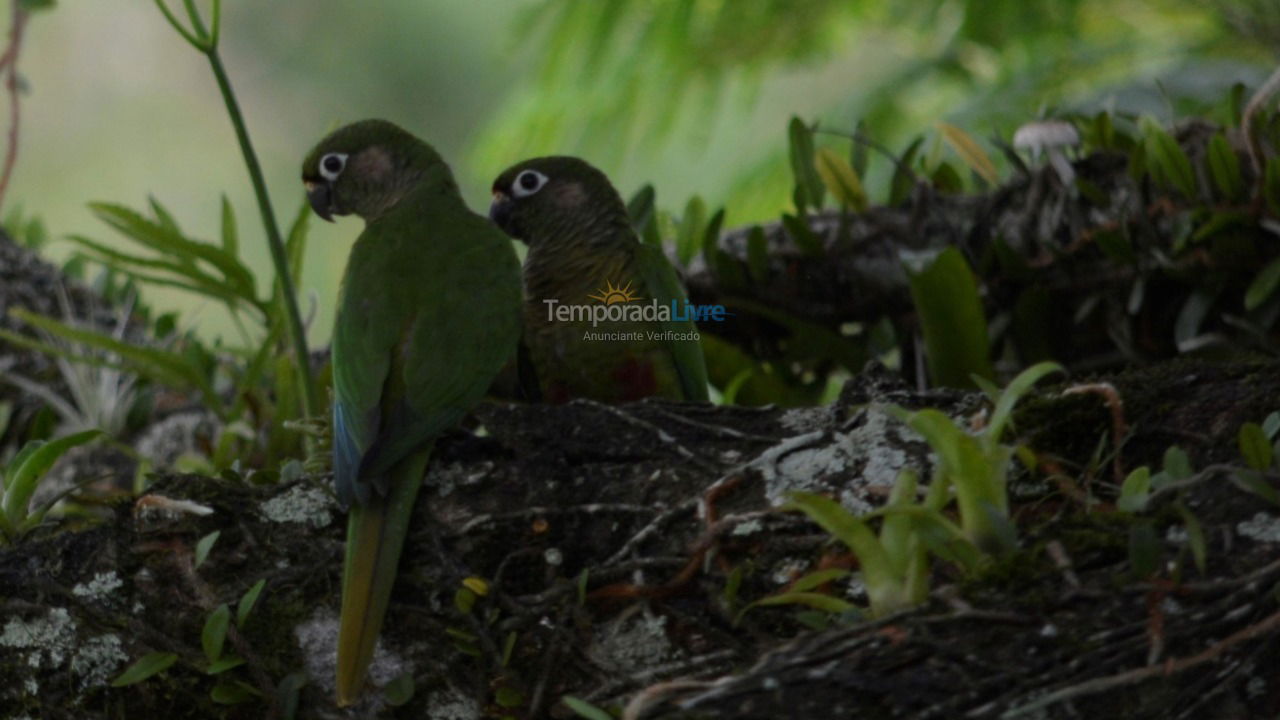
588,279,641,305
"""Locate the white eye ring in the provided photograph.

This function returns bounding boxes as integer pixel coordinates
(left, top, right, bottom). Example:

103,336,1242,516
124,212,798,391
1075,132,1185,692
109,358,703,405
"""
512,169,549,198
319,152,348,182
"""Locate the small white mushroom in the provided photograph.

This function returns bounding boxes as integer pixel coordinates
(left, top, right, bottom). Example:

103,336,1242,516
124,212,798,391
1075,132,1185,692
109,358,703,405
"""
1013,120,1081,185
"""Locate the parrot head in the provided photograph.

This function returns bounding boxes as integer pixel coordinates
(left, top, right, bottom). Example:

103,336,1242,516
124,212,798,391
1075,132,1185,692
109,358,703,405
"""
301,119,448,222
489,156,628,244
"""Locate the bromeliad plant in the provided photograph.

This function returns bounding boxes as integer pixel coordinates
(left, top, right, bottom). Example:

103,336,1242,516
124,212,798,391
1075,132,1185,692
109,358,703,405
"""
747,361,1063,621
0,0,325,473
892,361,1064,554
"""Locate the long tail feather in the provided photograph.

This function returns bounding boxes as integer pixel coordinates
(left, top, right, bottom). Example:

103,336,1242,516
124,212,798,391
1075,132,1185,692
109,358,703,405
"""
335,446,431,706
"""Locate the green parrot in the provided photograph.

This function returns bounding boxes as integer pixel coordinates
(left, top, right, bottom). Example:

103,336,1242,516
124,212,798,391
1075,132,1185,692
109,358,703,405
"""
488,157,709,404
302,119,521,706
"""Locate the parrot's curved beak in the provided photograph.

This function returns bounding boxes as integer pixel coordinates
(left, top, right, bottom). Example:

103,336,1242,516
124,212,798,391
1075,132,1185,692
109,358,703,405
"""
488,191,516,237
305,180,336,222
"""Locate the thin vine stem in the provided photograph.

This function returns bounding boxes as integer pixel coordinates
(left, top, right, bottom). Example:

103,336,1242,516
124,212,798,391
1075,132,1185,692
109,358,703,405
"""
153,0,321,430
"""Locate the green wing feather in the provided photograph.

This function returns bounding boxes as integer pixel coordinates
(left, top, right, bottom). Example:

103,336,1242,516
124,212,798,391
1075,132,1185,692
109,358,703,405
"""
633,242,710,401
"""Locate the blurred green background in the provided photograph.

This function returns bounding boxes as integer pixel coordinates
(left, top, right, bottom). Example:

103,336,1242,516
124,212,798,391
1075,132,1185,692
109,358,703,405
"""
7,0,1274,344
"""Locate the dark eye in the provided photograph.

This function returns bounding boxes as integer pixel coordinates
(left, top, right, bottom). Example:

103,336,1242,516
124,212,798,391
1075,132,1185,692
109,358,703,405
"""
512,169,549,198
320,152,348,182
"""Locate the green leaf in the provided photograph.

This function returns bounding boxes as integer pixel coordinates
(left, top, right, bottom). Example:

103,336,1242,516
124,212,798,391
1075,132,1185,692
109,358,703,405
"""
906,247,994,388
210,679,260,704
785,491,901,616
111,652,177,687
201,603,230,663
1245,257,1280,311
3,430,102,529
149,196,182,236
1140,117,1196,198
788,116,824,212
220,195,238,257
781,213,823,256
1162,446,1192,480
1239,422,1272,471
1173,502,1207,575
985,361,1063,444
938,122,998,186
276,672,307,720
89,203,258,301
890,136,924,206
502,631,518,667
562,695,615,720
788,568,853,593
1231,469,1280,506
205,655,245,675
454,587,477,614
385,672,416,706
750,591,856,614
1263,412,1280,440
193,530,220,570
675,195,706,266
1206,133,1245,203
236,578,266,627
815,147,868,211
851,119,869,177
1117,466,1152,513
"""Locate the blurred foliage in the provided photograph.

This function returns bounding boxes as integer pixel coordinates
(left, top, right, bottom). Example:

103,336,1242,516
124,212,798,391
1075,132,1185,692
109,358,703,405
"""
471,0,1276,227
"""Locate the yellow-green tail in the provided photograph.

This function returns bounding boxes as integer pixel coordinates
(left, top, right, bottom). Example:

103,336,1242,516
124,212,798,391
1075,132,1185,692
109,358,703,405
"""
335,447,431,706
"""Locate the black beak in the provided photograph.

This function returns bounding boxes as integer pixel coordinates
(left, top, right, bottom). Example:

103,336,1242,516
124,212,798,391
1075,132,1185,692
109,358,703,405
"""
305,180,335,222
488,191,517,238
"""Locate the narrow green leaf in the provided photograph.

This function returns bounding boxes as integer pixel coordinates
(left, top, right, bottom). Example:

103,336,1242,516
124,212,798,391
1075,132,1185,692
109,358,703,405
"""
788,568,852,593
781,214,823,256
201,604,230,663
788,116,824,212
193,530,220,570
938,122,998,186
89,203,257,300
1245,257,1280,311
1206,133,1244,203
815,147,868,211
750,591,856,614
236,578,266,627
111,652,177,687
675,195,706,266
1173,502,1207,575
276,672,307,720
495,686,524,708
1140,117,1196,198
906,247,994,388
890,137,924,206
4,430,102,528
562,695,615,720
985,361,1064,444
1231,469,1280,506
220,195,238,257
149,196,182,235
851,119,869,177
210,679,260,704
1239,422,1272,471
205,656,245,675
